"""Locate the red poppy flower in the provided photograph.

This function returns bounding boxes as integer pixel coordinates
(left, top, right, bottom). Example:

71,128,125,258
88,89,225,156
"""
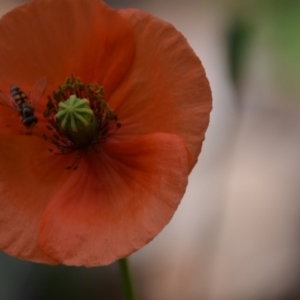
0,0,212,266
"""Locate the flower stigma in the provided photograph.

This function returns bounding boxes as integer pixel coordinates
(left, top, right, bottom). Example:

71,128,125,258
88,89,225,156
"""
43,76,121,170
56,95,94,131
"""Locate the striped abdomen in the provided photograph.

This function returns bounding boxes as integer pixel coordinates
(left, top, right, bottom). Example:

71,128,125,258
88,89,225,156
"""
10,85,28,113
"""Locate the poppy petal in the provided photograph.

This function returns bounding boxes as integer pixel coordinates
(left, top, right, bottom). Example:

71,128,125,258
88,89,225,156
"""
0,0,135,98
0,134,70,264
109,9,212,170
38,133,189,266
0,105,20,134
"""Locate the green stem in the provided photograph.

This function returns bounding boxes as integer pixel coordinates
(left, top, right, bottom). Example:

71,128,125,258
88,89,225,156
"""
118,258,136,300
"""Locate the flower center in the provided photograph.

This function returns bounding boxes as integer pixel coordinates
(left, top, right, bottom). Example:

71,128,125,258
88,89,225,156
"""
56,96,94,132
43,76,120,169
55,95,97,146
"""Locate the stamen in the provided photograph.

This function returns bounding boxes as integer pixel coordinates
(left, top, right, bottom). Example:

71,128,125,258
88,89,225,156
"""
43,76,120,169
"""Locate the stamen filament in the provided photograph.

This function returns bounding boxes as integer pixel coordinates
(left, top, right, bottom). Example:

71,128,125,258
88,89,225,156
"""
43,76,121,170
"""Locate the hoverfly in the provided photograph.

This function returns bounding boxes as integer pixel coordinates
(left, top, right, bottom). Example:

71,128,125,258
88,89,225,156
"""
0,77,47,129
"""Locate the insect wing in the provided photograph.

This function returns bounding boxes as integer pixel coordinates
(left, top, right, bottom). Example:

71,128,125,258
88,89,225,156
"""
0,91,18,111
28,77,48,107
